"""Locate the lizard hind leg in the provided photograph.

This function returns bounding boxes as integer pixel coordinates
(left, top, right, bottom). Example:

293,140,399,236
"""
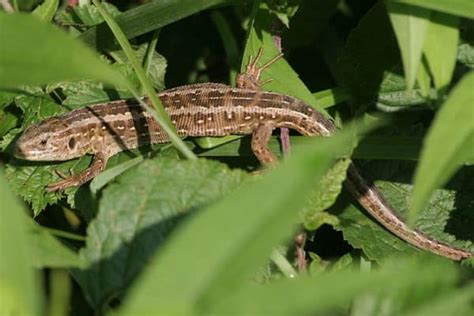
236,47,284,90
251,123,278,166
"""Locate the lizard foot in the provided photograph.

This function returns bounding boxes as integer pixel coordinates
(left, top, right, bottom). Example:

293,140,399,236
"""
236,47,283,90
48,175,83,192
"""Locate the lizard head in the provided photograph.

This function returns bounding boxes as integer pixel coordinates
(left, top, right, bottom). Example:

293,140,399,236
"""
14,117,77,161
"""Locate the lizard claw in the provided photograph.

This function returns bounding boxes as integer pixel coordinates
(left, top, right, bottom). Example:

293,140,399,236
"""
260,78,273,86
54,169,69,179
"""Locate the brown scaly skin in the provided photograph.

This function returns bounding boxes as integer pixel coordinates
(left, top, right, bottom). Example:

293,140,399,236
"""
14,49,471,261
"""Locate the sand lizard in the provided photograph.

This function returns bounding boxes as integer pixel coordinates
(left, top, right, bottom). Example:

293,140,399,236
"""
14,49,471,261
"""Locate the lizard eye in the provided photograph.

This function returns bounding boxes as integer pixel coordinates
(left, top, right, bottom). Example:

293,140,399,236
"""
39,139,48,146
68,137,76,149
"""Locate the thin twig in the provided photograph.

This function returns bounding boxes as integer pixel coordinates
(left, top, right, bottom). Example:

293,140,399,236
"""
271,25,291,157
272,21,307,273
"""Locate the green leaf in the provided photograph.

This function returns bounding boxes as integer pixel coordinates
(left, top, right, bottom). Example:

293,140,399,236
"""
0,169,43,316
50,80,112,108
119,124,364,316
457,42,474,68
403,283,474,316
264,0,302,28
57,2,121,27
109,43,167,92
194,135,242,149
29,223,84,268
302,158,351,230
32,0,59,22
209,256,459,315
80,0,234,50
423,12,459,93
0,105,19,137
74,158,247,308
0,13,128,89
14,94,64,128
48,270,72,316
0,90,17,109
409,71,474,223
313,88,350,109
391,0,474,19
5,156,91,216
375,68,439,107
48,41,167,107
387,1,430,90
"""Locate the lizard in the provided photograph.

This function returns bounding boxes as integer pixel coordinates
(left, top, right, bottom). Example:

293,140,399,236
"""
13,48,471,261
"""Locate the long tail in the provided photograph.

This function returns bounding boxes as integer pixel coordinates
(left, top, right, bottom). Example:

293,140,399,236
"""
283,100,470,260
345,163,471,260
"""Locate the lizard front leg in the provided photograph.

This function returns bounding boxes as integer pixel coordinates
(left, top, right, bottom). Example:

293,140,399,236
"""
236,47,283,90
47,151,109,192
237,48,285,164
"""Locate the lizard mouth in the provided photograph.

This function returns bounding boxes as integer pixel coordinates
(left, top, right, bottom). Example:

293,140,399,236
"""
13,142,28,159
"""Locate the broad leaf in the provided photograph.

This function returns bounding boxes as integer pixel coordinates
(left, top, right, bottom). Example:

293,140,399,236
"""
209,257,459,315
29,223,84,268
74,158,247,308
0,13,127,88
56,2,121,27
302,158,351,230
5,156,91,216
403,283,474,316
119,125,363,316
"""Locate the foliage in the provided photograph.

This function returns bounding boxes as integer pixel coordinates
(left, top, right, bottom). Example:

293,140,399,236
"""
0,0,473,315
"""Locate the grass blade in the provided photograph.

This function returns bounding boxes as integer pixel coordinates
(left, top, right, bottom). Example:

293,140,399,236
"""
392,0,474,19
93,0,196,160
0,169,43,315
423,12,459,93
387,1,430,90
80,0,235,50
32,0,59,22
